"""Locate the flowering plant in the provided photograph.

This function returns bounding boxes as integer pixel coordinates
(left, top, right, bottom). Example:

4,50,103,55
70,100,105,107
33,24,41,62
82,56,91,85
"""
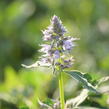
22,15,98,109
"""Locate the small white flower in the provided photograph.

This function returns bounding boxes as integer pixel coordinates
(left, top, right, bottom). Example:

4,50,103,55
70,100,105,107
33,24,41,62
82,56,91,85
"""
39,44,51,53
42,29,53,41
38,58,51,67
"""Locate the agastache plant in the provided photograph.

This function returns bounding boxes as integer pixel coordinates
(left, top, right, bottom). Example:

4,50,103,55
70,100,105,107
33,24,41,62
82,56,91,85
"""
22,15,98,109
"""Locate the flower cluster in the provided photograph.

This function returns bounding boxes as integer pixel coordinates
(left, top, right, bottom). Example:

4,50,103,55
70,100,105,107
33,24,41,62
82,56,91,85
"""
22,15,77,73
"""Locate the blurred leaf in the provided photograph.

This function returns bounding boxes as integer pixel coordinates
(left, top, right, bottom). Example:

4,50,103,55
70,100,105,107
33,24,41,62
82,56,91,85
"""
99,85,109,94
98,76,109,86
38,99,52,109
100,55,109,71
43,98,54,107
78,106,100,109
0,99,18,109
19,106,29,109
65,70,98,93
38,98,60,109
4,66,21,91
66,89,89,108
83,73,92,82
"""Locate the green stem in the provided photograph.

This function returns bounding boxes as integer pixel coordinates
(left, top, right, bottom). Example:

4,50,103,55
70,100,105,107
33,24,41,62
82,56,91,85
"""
59,71,65,109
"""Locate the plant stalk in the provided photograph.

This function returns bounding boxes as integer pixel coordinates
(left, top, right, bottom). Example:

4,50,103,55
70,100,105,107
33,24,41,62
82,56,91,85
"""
59,71,65,109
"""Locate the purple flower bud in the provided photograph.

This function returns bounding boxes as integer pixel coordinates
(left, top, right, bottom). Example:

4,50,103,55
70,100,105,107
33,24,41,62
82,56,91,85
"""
51,15,67,35
63,40,75,50
55,36,60,39
60,56,74,68
54,50,60,59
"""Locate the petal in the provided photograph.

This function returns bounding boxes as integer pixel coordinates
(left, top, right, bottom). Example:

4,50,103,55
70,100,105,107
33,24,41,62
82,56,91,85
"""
21,62,38,68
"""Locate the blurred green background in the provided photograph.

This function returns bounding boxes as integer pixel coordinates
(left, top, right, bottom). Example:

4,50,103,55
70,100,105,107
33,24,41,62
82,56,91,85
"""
0,0,109,109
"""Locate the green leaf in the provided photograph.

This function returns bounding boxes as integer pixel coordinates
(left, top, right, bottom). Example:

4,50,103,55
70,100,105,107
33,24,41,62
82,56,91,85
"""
83,74,92,82
64,70,98,93
43,98,54,107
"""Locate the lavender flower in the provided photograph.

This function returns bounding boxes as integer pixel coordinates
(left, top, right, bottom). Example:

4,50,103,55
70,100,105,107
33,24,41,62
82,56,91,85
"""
22,15,77,73
63,39,75,50
54,50,60,59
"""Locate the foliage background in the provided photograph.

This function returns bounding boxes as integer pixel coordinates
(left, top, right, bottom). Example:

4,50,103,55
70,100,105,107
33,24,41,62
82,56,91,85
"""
0,0,109,108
